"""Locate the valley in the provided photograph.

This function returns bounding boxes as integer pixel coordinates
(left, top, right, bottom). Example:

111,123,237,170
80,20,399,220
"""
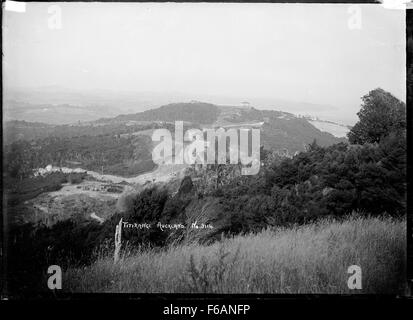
4,101,349,228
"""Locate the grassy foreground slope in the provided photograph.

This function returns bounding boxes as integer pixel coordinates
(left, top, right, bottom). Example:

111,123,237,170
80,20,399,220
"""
64,215,406,294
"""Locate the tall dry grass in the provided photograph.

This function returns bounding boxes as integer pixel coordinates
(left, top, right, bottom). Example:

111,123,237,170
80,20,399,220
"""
64,215,407,294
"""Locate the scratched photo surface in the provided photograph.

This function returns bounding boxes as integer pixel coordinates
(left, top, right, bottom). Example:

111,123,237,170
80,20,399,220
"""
2,2,407,297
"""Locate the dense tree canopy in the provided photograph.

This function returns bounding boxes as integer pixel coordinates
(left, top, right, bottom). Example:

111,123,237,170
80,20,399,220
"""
4,134,155,179
348,88,406,144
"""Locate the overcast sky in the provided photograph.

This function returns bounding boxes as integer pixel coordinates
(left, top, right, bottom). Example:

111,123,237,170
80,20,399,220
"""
3,3,406,123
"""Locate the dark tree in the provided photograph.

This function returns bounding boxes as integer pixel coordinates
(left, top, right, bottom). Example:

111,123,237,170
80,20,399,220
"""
348,88,406,144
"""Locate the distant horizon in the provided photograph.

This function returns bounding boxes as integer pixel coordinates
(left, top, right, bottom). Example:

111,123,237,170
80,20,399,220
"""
4,84,405,126
6,83,407,103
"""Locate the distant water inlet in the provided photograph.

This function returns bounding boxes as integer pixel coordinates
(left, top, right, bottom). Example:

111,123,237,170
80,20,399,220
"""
152,121,261,175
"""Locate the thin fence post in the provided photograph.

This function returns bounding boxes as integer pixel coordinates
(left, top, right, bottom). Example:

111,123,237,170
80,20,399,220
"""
114,217,123,263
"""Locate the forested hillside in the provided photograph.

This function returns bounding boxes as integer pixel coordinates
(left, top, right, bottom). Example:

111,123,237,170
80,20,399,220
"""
3,100,344,180
4,134,155,179
3,120,162,144
111,102,220,124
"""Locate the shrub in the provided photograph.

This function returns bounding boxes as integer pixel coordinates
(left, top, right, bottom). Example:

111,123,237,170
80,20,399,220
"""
116,190,140,213
67,172,86,184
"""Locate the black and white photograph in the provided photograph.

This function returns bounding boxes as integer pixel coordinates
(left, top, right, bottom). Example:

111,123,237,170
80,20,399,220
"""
1,1,410,303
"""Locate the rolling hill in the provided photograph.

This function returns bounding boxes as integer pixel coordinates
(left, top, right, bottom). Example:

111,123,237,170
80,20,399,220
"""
96,101,347,153
4,101,347,155
107,101,220,125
